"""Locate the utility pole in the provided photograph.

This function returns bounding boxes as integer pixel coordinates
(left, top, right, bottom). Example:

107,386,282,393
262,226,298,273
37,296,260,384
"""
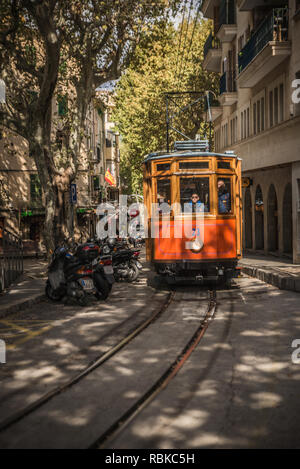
166,94,170,153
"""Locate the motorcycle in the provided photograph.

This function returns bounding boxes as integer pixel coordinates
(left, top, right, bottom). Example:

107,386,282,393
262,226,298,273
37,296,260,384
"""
45,242,114,304
101,238,142,283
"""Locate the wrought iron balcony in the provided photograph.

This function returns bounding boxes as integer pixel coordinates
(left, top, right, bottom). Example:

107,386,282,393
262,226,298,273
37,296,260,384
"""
202,93,222,121
220,71,237,94
218,0,236,30
238,7,289,75
204,32,221,59
203,32,222,72
204,92,221,111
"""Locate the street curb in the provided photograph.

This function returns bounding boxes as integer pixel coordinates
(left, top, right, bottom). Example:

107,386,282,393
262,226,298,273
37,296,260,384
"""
0,294,45,320
241,265,300,293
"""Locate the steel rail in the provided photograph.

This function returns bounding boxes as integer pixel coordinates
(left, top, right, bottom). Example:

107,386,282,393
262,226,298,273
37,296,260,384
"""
89,290,217,449
0,291,175,434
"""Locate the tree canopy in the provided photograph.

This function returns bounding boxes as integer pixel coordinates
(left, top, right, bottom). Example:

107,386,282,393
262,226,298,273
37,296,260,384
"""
0,0,180,249
113,17,219,194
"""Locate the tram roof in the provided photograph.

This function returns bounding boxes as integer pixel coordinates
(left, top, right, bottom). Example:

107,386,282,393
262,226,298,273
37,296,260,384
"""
144,140,239,163
143,150,239,164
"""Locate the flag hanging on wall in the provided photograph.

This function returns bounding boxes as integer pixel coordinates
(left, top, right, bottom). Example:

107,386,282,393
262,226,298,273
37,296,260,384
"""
105,169,116,187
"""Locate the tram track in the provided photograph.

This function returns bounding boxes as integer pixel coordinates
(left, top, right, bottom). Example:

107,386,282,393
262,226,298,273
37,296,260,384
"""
90,289,217,449
0,290,174,434
0,288,217,449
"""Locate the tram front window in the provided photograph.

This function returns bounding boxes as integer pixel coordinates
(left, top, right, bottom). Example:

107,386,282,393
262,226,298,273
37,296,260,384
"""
180,177,210,213
157,178,171,214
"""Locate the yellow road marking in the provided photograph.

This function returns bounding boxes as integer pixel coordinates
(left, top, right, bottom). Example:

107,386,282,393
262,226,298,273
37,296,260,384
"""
0,324,51,331
0,320,32,334
0,319,57,350
0,333,29,338
6,325,54,350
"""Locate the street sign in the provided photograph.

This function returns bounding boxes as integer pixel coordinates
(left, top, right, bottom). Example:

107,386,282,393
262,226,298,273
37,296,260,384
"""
70,183,77,204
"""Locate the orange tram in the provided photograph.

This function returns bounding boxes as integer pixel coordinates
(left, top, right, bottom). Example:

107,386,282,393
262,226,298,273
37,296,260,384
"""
143,140,242,285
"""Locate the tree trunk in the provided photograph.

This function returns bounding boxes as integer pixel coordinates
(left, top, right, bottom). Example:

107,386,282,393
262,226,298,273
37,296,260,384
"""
43,188,56,256
30,139,57,257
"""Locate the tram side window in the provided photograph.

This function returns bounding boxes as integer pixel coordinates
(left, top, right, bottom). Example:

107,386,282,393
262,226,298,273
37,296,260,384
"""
157,178,171,214
156,163,170,172
218,178,232,214
180,177,210,213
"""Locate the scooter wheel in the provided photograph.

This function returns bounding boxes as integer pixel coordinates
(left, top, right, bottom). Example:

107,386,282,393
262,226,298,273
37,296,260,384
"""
127,263,139,283
78,296,89,307
45,280,64,301
94,273,112,300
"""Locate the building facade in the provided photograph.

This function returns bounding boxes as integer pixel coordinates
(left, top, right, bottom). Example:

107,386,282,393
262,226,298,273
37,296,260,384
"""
0,92,119,254
96,89,121,202
202,0,300,262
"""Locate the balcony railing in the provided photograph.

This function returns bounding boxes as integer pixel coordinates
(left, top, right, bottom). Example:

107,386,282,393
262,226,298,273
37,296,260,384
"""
204,32,221,59
204,92,221,111
220,71,237,94
238,7,289,74
0,229,23,293
217,0,236,32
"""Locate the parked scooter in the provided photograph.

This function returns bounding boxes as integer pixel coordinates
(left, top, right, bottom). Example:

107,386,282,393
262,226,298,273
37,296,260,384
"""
101,238,142,283
46,242,114,304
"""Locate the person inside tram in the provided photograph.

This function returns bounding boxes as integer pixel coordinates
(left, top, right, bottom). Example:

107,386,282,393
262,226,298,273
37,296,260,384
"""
186,193,204,213
218,179,231,214
157,192,170,214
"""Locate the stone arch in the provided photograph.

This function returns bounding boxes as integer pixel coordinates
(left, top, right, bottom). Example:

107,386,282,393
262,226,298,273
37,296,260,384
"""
267,184,278,252
282,183,292,254
244,188,253,249
255,185,264,250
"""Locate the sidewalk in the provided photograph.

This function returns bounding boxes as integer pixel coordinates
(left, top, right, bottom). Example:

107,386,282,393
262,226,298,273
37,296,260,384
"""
239,254,300,293
0,259,47,319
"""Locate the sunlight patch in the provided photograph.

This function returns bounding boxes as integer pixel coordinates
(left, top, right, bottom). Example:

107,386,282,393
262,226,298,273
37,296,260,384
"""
256,362,287,373
115,366,134,376
250,392,282,409
173,409,209,430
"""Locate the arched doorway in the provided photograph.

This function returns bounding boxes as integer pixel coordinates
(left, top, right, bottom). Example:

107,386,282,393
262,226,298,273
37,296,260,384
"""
245,188,253,249
255,185,264,250
267,184,278,252
283,183,292,254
